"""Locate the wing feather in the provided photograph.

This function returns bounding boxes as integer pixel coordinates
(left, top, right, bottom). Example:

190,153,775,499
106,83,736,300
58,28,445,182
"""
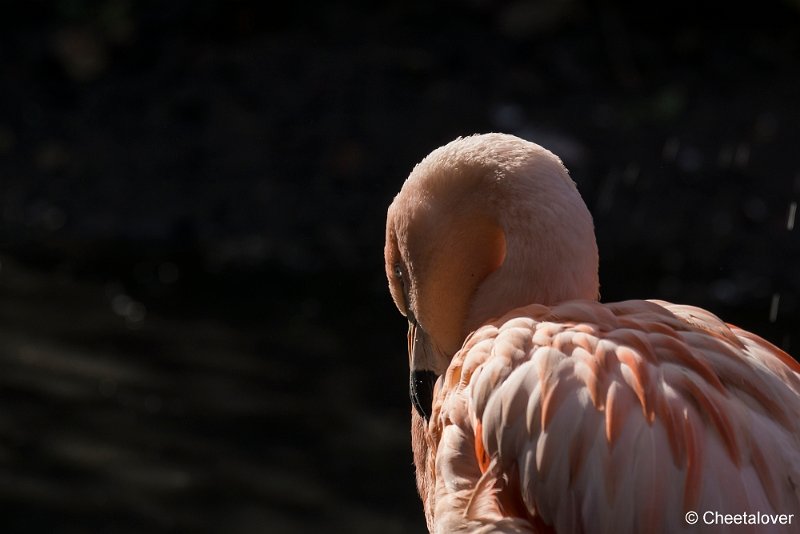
428,299,800,533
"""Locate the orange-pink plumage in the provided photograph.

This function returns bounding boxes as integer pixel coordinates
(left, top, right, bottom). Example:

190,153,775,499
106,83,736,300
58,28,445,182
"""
385,133,800,533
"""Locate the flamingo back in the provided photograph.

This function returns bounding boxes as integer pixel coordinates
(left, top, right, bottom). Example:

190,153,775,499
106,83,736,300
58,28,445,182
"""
424,299,800,533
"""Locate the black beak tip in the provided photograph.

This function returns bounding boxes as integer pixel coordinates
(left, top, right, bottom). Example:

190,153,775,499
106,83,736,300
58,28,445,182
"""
410,370,438,421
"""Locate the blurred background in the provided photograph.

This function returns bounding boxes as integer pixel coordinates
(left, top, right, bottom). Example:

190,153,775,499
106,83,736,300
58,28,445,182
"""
0,1,798,532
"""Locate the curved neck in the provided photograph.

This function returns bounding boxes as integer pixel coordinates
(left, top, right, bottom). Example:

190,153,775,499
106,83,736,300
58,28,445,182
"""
465,172,599,331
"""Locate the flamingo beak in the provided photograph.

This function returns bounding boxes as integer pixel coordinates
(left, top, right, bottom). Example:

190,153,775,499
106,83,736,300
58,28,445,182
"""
408,320,439,422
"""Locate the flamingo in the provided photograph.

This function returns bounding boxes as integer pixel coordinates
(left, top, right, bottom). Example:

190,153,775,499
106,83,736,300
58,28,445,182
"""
384,133,800,533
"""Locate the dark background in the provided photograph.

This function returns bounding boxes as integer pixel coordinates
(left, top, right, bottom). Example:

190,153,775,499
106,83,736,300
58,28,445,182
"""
0,1,798,532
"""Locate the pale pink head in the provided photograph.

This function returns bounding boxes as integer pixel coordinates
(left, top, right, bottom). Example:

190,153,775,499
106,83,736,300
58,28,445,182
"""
385,133,599,397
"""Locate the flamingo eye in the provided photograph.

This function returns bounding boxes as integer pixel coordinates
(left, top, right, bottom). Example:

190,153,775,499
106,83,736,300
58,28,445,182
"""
390,261,412,317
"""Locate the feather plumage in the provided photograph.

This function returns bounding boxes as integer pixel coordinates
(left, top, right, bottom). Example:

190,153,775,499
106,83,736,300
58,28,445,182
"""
426,300,800,533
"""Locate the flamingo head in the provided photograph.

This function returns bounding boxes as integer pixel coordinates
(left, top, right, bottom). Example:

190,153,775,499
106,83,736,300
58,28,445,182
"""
385,133,600,421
